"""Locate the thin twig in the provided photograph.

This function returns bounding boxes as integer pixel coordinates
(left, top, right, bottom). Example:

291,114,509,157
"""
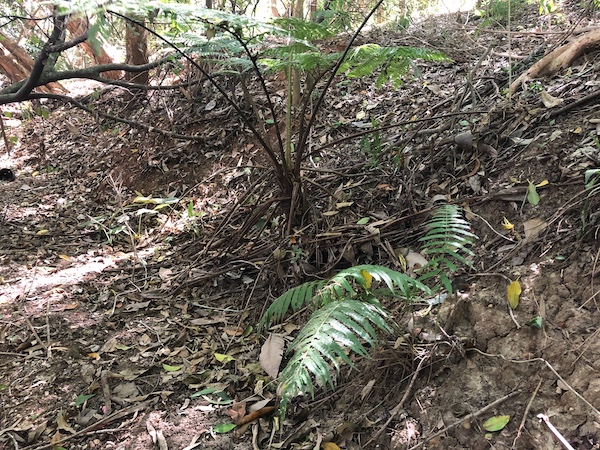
406,390,521,450
23,398,157,450
512,379,541,449
469,349,600,419
365,355,428,447
22,314,48,355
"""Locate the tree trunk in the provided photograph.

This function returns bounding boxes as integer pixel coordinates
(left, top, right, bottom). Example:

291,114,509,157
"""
125,18,149,85
66,17,121,80
0,31,66,93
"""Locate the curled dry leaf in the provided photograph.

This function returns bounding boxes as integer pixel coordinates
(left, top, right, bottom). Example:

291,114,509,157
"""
259,333,285,379
540,90,563,108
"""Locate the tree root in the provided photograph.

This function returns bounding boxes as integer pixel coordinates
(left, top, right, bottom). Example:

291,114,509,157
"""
509,29,600,95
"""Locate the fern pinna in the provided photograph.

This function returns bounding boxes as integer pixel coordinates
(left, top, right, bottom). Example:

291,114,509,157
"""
417,204,477,293
259,265,430,417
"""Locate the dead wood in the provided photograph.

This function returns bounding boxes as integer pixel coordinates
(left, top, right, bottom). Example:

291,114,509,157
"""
509,28,600,95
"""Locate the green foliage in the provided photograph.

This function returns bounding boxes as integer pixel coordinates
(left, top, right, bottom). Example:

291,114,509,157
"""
539,0,558,14
259,265,430,417
418,204,477,293
274,17,338,41
277,299,393,414
338,44,450,88
474,0,532,22
259,264,429,330
259,207,477,417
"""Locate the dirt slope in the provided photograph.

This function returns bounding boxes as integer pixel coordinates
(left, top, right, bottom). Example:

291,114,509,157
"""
1,3,599,449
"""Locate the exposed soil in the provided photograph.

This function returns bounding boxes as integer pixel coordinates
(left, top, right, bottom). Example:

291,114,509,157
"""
1,3,600,450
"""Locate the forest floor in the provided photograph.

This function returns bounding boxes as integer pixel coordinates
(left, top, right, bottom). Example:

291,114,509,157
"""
1,2,600,450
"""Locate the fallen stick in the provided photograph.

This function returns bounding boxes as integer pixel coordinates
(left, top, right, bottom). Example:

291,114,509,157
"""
406,390,521,450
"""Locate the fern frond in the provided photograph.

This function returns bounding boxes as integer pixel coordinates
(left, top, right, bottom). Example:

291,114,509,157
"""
337,44,451,88
259,264,429,331
420,204,477,266
277,299,393,416
418,204,477,293
258,279,326,330
273,17,337,40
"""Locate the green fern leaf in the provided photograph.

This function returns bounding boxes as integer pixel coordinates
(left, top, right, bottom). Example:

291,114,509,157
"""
418,204,478,293
277,299,393,415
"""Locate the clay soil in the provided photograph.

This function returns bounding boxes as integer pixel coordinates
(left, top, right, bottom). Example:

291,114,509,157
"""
1,3,600,450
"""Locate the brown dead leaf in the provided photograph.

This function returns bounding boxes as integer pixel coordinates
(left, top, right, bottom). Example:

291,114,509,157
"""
523,218,548,241
260,333,285,379
238,406,276,425
224,326,244,337
540,90,563,108
57,412,76,434
226,401,247,424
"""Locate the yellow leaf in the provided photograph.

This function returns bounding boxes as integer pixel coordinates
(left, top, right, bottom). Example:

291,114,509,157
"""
87,352,100,360
501,217,514,230
536,179,549,187
58,254,70,261
36,229,49,235
360,270,373,289
322,443,341,450
507,280,521,309
397,253,407,272
215,353,235,363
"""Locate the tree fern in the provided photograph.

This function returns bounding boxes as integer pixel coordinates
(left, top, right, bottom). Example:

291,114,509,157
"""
418,204,477,293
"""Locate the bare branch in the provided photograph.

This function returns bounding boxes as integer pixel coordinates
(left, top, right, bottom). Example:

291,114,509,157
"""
0,58,171,98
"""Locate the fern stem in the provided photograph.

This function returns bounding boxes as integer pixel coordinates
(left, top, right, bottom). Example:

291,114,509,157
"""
294,0,385,175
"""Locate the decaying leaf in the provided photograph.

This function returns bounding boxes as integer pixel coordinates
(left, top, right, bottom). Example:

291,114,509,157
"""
523,218,548,241
56,412,76,434
361,379,376,400
507,280,521,309
540,90,563,108
225,401,246,424
259,333,285,379
454,131,473,151
405,250,428,274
